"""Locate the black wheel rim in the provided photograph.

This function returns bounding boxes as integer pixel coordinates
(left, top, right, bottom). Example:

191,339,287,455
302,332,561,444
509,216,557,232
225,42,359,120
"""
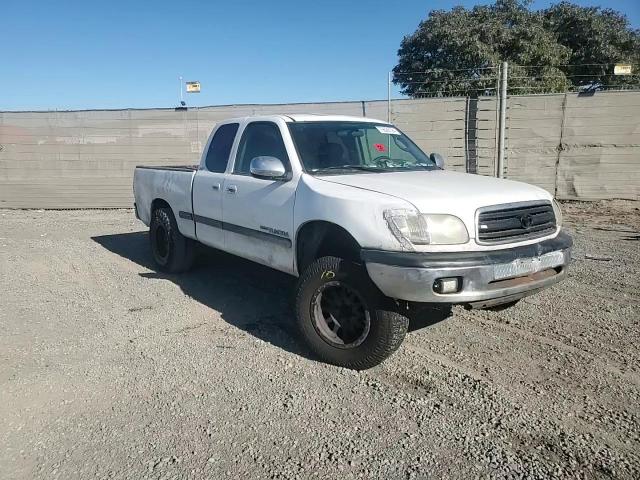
311,281,370,349
154,224,169,261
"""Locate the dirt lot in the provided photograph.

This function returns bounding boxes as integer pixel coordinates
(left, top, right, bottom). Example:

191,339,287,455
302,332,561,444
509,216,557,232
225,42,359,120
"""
1,201,639,479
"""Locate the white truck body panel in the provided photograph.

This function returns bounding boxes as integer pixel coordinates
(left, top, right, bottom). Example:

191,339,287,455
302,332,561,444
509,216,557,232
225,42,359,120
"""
222,172,297,272
133,114,571,304
133,166,196,239
192,169,225,249
294,174,413,252
312,169,558,253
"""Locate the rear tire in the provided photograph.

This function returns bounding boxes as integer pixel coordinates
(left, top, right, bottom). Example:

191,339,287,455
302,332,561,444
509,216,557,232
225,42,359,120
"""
149,207,194,273
295,256,408,370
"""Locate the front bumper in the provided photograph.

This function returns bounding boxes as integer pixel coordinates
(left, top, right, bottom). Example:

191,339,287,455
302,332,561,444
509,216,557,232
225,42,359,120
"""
362,231,572,307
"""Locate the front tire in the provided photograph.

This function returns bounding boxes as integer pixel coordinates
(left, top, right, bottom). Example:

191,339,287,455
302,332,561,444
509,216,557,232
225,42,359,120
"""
295,256,408,370
149,207,194,273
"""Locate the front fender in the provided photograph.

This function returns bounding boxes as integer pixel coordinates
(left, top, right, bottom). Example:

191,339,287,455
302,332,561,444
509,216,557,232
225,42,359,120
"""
293,174,412,253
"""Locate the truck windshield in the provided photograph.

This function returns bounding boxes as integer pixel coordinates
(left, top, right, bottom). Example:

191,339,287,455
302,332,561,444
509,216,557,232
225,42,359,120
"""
288,122,437,174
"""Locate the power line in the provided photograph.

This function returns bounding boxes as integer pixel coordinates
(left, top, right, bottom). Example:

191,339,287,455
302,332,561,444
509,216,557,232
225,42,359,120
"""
394,66,498,75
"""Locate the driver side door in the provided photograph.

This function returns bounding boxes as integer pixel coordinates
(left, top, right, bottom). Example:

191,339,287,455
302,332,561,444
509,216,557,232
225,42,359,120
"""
222,121,297,274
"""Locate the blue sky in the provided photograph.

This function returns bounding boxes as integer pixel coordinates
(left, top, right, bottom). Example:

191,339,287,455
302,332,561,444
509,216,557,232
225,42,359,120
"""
2,0,638,111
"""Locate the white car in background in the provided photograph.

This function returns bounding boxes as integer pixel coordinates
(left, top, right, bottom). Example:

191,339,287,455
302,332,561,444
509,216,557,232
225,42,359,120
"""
133,115,572,369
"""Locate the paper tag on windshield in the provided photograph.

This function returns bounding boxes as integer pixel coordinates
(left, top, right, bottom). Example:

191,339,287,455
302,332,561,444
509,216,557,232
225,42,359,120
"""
376,126,401,135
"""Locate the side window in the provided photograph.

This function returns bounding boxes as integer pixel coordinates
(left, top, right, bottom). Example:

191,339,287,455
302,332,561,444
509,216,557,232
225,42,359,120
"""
205,123,239,173
234,122,289,174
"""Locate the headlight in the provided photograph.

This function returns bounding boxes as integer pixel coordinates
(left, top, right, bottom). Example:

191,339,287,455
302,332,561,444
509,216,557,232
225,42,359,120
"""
552,200,563,228
384,209,469,247
425,214,470,244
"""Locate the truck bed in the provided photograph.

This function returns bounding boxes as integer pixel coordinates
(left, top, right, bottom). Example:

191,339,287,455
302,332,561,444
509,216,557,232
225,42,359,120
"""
136,165,199,172
133,165,197,238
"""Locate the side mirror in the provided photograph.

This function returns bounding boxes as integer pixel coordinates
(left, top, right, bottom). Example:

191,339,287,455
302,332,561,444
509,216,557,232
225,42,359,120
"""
430,152,445,169
250,156,286,179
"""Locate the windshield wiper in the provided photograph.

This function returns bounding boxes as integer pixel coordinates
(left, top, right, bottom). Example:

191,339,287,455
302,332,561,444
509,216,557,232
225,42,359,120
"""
407,163,438,170
311,164,382,173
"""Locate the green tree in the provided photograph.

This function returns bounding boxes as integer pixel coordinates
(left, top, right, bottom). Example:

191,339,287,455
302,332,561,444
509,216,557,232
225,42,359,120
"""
393,0,640,97
544,2,640,90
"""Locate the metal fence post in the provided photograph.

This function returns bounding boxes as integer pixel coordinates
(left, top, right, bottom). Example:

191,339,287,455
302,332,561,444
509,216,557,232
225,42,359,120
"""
554,93,568,198
387,71,392,123
496,61,508,178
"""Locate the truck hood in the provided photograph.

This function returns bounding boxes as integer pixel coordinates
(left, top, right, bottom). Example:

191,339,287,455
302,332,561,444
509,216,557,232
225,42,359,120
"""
317,170,553,239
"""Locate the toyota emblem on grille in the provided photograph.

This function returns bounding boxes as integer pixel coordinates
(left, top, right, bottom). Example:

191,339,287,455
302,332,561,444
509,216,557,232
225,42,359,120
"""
520,214,533,229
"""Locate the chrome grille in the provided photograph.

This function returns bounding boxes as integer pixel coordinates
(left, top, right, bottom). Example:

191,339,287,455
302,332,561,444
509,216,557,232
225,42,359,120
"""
477,202,556,244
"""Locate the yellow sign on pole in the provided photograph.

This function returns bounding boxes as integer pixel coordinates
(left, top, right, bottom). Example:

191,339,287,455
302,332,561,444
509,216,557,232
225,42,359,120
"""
614,64,632,75
186,81,201,93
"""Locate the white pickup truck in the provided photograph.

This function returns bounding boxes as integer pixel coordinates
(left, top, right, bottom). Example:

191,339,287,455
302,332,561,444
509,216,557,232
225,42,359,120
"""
133,114,572,369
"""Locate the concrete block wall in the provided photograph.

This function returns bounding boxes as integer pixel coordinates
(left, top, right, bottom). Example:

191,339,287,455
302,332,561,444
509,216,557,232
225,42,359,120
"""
504,91,640,200
503,95,565,193
0,102,364,208
0,109,200,208
0,92,638,208
555,92,640,200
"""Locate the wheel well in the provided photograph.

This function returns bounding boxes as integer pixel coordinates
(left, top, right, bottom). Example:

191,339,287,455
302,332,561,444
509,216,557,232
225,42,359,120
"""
151,198,170,214
296,221,361,274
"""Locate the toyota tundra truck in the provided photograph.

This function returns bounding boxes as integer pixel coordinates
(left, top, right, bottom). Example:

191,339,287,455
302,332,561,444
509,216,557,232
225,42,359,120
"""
133,114,572,370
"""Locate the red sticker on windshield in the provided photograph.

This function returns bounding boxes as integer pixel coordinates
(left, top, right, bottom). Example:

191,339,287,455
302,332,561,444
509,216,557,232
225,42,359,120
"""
374,143,386,152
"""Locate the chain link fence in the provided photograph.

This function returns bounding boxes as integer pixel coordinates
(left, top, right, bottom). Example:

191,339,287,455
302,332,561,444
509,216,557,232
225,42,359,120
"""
506,63,640,95
392,63,640,98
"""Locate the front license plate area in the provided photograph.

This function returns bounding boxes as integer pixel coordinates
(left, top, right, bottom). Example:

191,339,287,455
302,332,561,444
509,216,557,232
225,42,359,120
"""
493,251,564,281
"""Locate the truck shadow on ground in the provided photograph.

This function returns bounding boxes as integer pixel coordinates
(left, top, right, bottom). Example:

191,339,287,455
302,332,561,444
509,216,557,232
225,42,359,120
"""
92,231,451,362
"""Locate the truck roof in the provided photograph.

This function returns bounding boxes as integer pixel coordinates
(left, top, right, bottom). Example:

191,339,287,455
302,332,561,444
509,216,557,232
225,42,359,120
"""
284,114,388,123
219,114,389,124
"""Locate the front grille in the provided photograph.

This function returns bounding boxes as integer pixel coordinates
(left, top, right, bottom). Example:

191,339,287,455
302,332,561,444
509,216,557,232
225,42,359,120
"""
477,202,556,244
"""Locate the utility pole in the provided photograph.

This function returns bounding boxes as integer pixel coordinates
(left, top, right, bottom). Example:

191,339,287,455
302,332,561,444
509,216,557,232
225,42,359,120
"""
496,62,508,178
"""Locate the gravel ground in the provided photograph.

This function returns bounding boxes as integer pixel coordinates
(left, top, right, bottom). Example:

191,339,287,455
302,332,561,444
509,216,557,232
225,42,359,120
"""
1,200,639,479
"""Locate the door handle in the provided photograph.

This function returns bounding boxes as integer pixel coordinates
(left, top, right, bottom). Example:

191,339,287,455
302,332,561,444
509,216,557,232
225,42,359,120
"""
225,185,238,194
211,183,220,191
